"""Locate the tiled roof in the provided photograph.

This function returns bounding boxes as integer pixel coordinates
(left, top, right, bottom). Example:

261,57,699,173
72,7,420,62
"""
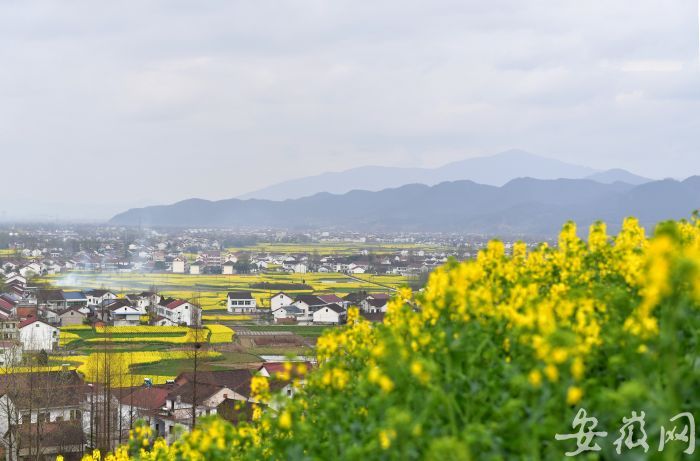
227,291,254,300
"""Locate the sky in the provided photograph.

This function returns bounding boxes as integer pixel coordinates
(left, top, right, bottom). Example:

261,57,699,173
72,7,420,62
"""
0,0,698,220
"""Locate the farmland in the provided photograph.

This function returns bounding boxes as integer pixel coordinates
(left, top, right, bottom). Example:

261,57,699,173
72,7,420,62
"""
51,324,273,385
31,263,409,388
41,271,409,310
88,217,700,459
224,242,449,256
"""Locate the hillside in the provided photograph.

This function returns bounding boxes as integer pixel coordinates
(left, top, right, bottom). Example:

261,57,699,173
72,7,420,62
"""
237,149,600,200
110,176,700,235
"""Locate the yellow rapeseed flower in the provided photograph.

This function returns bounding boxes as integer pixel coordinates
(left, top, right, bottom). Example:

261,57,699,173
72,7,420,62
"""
566,386,584,406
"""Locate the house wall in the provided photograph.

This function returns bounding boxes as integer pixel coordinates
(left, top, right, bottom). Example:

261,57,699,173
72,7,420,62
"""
60,311,85,326
20,323,58,351
172,260,186,273
227,298,256,313
271,294,293,310
312,307,340,324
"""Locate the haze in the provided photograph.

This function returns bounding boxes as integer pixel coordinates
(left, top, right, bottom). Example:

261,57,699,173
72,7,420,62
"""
1,1,698,220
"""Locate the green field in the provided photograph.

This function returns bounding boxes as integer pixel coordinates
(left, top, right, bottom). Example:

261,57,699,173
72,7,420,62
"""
130,352,260,375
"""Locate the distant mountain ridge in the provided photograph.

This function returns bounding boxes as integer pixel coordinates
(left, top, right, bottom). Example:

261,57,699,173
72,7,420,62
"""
585,168,651,185
238,149,651,201
110,176,698,236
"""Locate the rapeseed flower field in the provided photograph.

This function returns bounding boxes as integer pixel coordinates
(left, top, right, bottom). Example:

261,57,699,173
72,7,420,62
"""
83,217,700,460
42,271,406,311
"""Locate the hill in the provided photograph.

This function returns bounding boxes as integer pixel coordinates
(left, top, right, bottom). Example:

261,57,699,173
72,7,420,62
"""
237,149,600,201
109,176,700,235
586,168,651,185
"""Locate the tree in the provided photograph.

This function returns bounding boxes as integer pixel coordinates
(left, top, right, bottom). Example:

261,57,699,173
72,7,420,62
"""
185,292,208,428
36,350,48,366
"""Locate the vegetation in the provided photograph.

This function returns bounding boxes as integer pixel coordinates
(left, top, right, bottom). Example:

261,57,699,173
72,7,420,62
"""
85,216,700,460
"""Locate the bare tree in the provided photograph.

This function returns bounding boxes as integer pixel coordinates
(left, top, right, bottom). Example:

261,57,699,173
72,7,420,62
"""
188,292,206,429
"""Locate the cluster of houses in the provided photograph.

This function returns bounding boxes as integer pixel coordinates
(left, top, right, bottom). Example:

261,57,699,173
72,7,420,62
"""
224,289,390,325
1,233,452,278
0,273,63,358
269,291,389,325
0,361,310,460
0,270,203,366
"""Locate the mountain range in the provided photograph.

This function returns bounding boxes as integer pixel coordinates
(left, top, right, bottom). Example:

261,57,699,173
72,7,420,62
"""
237,149,652,200
110,176,699,236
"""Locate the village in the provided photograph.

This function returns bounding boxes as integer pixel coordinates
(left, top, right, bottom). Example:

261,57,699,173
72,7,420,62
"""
0,261,404,460
0,224,511,460
0,223,549,459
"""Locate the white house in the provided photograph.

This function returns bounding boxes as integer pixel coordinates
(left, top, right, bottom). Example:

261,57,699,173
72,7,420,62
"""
126,292,161,310
227,292,257,313
19,318,59,351
222,261,236,275
19,262,42,278
292,295,326,317
270,292,293,310
189,262,202,275
172,257,186,274
86,289,117,307
312,304,346,325
349,265,367,274
112,306,142,326
290,263,308,274
362,298,389,313
157,299,201,326
272,305,303,323
4,274,26,286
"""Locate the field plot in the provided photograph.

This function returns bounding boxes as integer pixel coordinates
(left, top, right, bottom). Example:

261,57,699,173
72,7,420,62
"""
50,324,264,385
60,325,234,349
48,350,229,386
225,242,447,256
42,271,408,310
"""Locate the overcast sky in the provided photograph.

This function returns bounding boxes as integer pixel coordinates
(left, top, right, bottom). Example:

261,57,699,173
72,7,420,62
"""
1,0,698,220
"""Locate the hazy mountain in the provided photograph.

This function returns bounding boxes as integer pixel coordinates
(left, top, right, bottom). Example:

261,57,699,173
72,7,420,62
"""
586,168,651,185
238,149,600,201
110,176,700,236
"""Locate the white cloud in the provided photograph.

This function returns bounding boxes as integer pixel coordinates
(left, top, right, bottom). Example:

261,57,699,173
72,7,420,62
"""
0,0,698,219
620,60,685,72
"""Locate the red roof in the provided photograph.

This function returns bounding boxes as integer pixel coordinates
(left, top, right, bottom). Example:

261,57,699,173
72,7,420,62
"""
120,386,170,409
19,317,51,329
166,299,188,309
